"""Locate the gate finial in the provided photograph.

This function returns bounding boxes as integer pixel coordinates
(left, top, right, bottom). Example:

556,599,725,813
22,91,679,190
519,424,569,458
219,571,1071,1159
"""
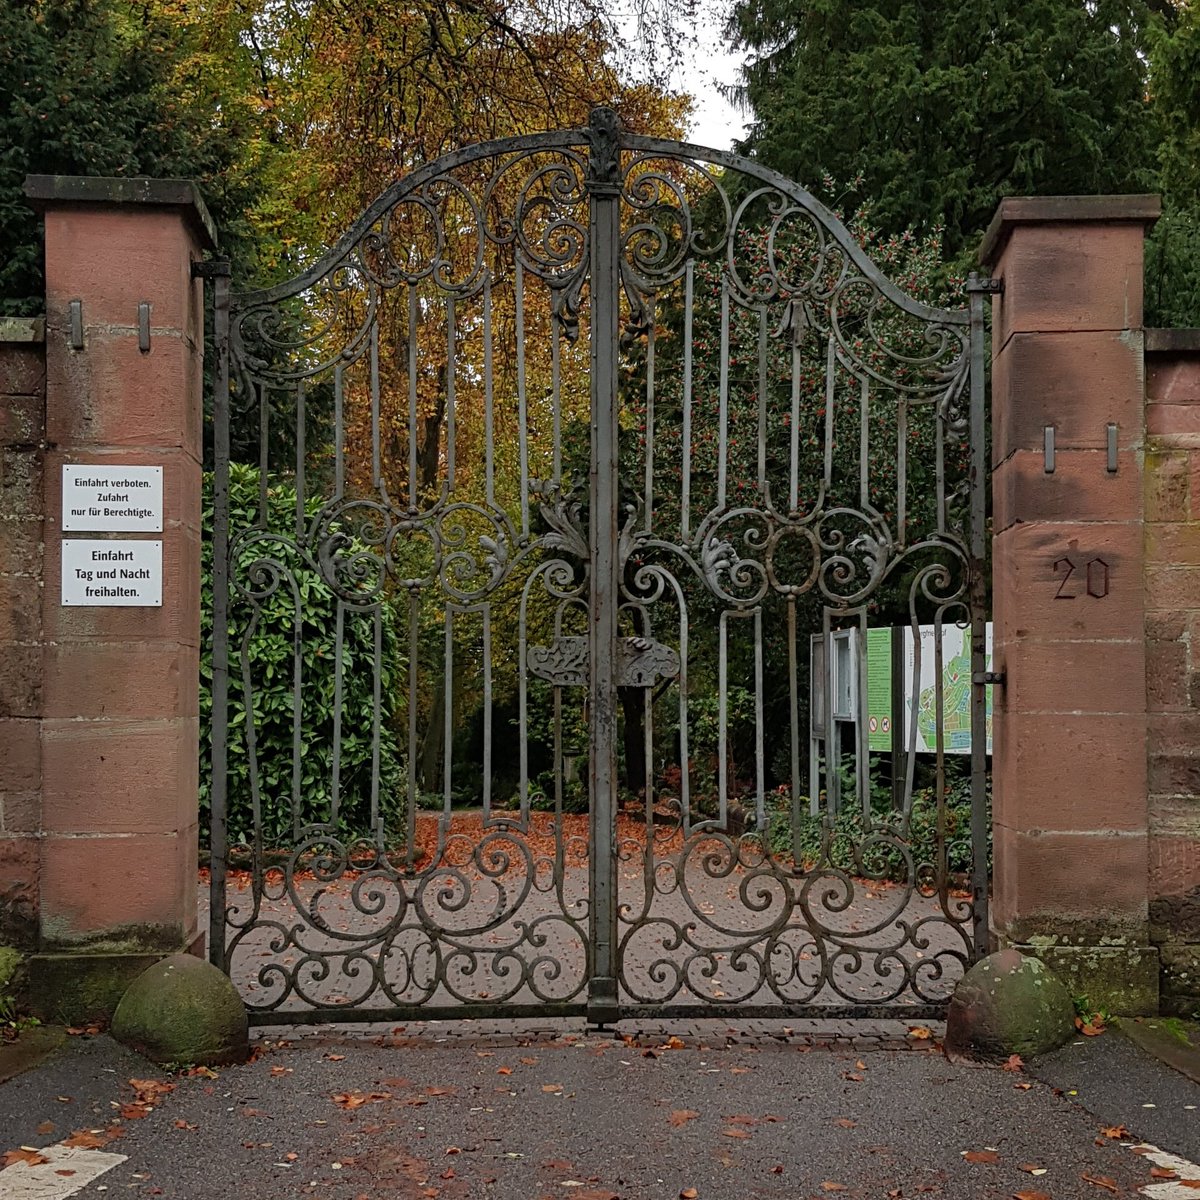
586,106,622,192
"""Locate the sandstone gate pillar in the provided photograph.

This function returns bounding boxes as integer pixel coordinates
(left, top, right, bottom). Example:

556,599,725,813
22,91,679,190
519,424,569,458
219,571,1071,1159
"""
21,177,214,1019
981,195,1161,1013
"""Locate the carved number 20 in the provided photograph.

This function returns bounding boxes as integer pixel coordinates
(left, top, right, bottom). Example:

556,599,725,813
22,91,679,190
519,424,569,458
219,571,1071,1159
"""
1053,555,1109,599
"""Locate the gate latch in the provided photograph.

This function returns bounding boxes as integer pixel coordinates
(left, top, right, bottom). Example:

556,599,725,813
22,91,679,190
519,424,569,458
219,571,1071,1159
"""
528,636,681,688
973,670,1005,686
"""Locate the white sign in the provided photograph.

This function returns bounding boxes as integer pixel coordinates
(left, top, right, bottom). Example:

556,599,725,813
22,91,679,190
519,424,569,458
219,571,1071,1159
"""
61,540,162,607
62,465,163,532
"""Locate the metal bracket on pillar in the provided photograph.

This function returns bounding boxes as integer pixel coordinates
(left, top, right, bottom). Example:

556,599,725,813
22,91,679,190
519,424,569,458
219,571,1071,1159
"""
1107,423,1118,473
966,275,1004,295
1043,426,1056,474
191,258,232,280
68,299,83,349
973,671,1006,686
138,302,151,353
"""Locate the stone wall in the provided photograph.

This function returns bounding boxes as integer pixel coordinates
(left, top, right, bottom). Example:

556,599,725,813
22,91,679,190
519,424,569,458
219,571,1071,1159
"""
1144,327,1200,1015
0,318,46,949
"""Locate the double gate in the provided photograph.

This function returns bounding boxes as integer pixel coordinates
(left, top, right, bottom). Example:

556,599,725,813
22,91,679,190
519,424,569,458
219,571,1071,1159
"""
207,109,990,1024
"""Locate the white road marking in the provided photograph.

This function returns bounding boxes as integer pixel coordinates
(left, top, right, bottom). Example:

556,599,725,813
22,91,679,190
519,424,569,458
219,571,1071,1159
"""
1133,1141,1200,1198
0,1146,126,1200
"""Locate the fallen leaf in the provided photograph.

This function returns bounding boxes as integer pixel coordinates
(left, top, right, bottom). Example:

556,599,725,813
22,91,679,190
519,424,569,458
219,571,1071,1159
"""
908,1026,933,1039
1013,1192,1051,1200
55,1170,77,1178
1101,1124,1129,1139
1081,1173,1118,1193
120,1104,152,1120
331,1092,391,1109
680,1190,698,1199
855,1060,867,1071
963,1150,1000,1164
424,1086,455,1097
1002,1054,1024,1073
324,1054,346,1062
497,1068,513,1076
721,1128,750,1139
665,1036,685,1049
541,1084,563,1094
270,1066,292,1077
1151,1167,1180,1180
63,1129,119,1150
519,1057,538,1065
835,1118,857,1129
2,1148,50,1168
669,1110,700,1127
1014,1082,1033,1091
186,1066,218,1079
1178,1181,1200,1190
843,1072,865,1083
821,1184,848,1193
1018,1164,1048,1176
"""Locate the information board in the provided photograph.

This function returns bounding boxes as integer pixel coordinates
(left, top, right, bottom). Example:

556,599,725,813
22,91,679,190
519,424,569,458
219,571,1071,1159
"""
61,540,163,607
62,465,163,532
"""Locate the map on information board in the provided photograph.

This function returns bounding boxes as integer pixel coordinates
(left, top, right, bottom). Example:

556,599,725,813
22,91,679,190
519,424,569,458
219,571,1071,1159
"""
903,624,993,755
863,624,993,755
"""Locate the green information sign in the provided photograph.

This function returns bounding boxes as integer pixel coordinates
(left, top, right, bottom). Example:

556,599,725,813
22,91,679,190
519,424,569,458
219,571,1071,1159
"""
866,627,893,752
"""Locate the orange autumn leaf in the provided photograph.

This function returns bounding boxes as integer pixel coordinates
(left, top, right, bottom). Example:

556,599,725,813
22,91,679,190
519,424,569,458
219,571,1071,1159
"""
963,1150,999,1163
669,1110,699,1127
2,1148,50,1169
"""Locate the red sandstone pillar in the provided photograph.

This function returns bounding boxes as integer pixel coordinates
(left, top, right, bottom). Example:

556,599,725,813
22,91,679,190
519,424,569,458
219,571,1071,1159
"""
980,195,1161,1013
22,177,214,1019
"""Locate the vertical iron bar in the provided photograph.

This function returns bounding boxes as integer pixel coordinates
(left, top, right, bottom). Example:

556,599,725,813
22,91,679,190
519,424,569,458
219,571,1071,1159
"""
856,615,870,826
718,281,730,509
968,283,991,957
370,321,382,492
643,296,655,531
859,377,869,508
446,298,456,491
408,286,419,509
682,261,694,540
334,365,345,497
331,603,345,825
482,607,492,819
753,607,765,830
516,263,529,536
295,378,306,535
406,592,420,869
208,271,232,973
789,328,801,512
788,596,802,858
757,305,768,492
484,272,495,508
586,116,622,1025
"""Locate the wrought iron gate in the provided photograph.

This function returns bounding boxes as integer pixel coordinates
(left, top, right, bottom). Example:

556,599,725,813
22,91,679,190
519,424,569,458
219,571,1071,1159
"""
207,108,990,1025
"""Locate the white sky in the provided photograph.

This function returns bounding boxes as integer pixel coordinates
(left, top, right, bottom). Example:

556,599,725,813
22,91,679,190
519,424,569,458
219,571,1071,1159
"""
671,0,751,149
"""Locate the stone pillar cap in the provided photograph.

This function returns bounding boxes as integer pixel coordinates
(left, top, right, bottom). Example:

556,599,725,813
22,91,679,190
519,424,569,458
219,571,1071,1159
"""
23,175,217,252
979,194,1160,267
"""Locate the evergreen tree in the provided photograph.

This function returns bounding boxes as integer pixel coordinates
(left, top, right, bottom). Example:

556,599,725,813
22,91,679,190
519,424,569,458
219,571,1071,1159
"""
0,0,273,316
728,0,1159,265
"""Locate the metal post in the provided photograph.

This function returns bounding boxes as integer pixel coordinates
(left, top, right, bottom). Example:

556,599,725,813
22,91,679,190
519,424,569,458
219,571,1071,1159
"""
966,274,992,959
585,107,622,1025
208,268,233,974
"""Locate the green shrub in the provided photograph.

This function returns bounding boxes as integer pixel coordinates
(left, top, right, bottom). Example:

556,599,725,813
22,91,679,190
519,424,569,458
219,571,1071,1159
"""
199,466,404,847
766,764,990,881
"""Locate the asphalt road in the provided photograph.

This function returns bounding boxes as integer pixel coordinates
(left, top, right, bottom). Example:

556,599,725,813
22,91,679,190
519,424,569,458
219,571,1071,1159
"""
1,1026,1198,1200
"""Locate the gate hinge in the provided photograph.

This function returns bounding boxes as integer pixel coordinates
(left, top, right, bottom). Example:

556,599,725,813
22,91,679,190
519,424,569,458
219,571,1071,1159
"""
966,276,1004,295
192,258,232,280
973,671,1005,686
